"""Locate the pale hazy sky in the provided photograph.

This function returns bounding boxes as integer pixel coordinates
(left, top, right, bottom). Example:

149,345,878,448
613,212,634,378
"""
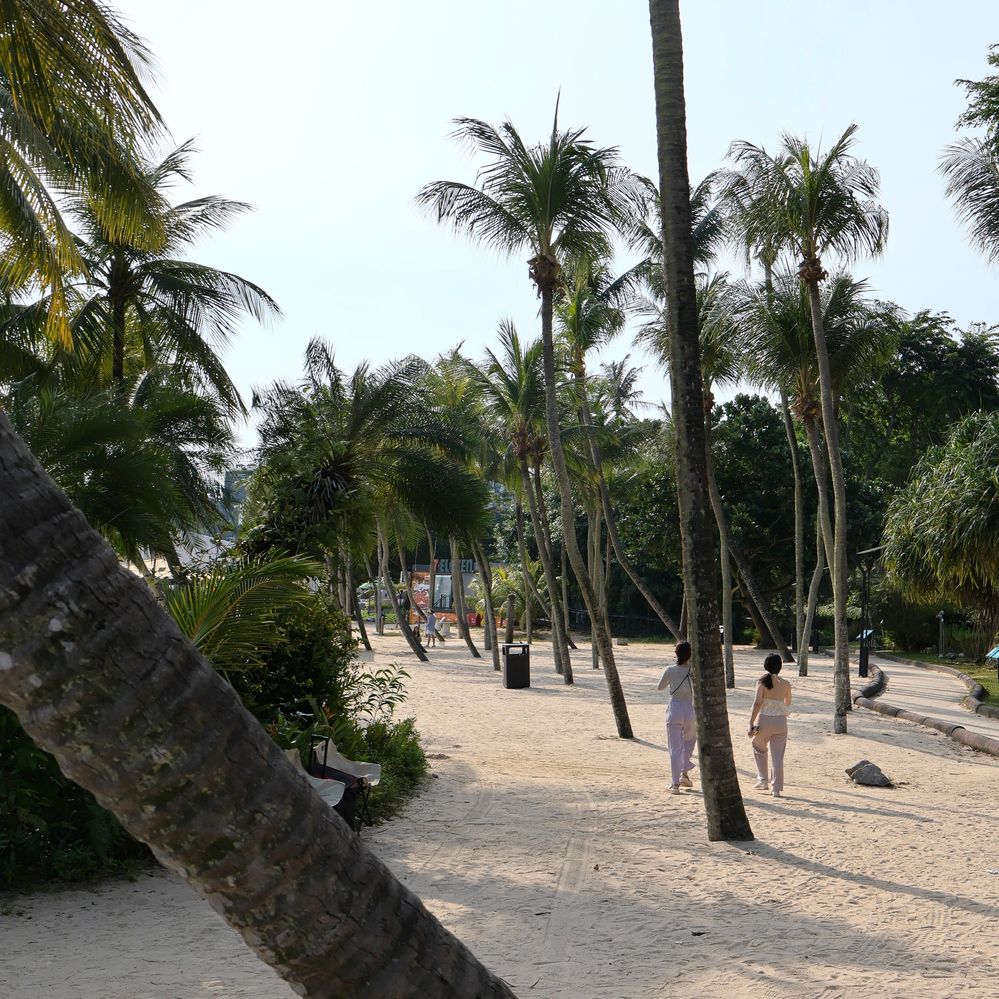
116,1,999,441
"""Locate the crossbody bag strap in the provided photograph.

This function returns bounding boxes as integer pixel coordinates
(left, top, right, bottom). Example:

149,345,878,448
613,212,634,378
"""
669,669,692,696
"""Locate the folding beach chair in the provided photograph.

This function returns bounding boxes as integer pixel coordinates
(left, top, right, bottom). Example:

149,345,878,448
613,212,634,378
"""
308,738,382,831
283,747,346,809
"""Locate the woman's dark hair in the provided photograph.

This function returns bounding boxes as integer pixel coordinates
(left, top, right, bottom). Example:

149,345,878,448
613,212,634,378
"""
759,652,782,689
675,640,692,664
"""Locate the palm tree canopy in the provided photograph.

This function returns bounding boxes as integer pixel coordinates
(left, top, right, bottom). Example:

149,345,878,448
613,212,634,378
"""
6,140,281,413
249,344,489,557
0,1,166,342
723,125,889,273
637,271,744,394
741,270,893,411
625,172,729,299
416,104,629,285
941,137,999,263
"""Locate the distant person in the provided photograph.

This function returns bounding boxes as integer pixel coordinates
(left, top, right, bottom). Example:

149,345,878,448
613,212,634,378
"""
426,610,438,648
657,640,696,795
748,653,792,797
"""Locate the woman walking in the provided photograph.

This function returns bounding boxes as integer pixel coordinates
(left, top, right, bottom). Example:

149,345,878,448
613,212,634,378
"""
748,653,792,797
657,640,696,795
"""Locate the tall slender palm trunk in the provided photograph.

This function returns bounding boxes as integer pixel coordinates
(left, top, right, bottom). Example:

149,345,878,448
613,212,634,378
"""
780,392,806,654
536,277,630,736
472,538,501,670
805,278,852,732
526,458,573,676
799,517,826,676
575,373,681,639
704,409,792,662
519,459,571,677
559,544,578,650
514,500,542,643
702,408,734,685
587,509,603,669
0,415,515,999
649,0,752,839
425,526,437,618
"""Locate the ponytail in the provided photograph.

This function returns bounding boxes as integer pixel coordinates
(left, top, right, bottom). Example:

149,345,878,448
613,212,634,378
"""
759,652,782,690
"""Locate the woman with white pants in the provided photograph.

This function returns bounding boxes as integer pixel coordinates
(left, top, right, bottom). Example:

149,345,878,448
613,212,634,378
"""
748,652,792,797
657,640,696,795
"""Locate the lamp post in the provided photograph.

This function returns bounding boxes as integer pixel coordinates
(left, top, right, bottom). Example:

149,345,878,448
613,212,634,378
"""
856,546,882,678
937,610,945,658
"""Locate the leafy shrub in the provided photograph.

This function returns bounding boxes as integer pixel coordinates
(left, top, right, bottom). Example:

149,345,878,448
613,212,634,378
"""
226,592,358,722
0,708,150,889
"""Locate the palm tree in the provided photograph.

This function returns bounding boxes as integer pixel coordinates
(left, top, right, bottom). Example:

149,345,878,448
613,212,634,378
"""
0,412,516,998
722,125,889,733
3,365,237,568
470,321,573,680
941,137,999,262
648,0,753,841
0,1,166,343
742,271,892,675
250,344,489,662
66,140,279,399
556,256,681,641
419,107,632,734
639,267,794,674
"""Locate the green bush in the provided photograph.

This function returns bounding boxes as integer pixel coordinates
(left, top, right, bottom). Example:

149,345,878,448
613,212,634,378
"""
0,709,150,889
226,594,359,722
2,591,427,887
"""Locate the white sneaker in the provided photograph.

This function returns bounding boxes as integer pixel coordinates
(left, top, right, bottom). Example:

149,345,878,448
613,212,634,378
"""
772,789,782,798
667,784,681,795
754,779,769,790
679,772,693,788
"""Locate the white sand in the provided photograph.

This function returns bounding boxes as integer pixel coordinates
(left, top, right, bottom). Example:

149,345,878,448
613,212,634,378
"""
3,635,999,998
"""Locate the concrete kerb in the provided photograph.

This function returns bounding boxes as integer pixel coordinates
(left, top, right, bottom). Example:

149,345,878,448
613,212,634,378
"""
878,652,999,721
852,658,999,758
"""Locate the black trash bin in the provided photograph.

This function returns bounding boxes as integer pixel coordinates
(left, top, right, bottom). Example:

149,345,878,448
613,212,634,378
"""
501,642,530,689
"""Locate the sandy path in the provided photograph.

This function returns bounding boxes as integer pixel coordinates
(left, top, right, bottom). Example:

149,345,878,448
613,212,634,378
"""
3,636,999,998
867,654,999,738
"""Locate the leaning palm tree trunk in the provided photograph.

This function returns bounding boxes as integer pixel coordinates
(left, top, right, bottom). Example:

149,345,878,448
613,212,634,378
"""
649,0,752,838
449,537,481,658
803,418,835,570
720,540,735,689
378,523,428,661
0,415,515,999
347,562,372,651
514,501,542,643
425,525,438,618
538,283,625,730
397,534,426,624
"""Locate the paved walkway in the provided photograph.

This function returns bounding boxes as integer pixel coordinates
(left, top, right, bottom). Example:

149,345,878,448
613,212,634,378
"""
863,653,999,739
